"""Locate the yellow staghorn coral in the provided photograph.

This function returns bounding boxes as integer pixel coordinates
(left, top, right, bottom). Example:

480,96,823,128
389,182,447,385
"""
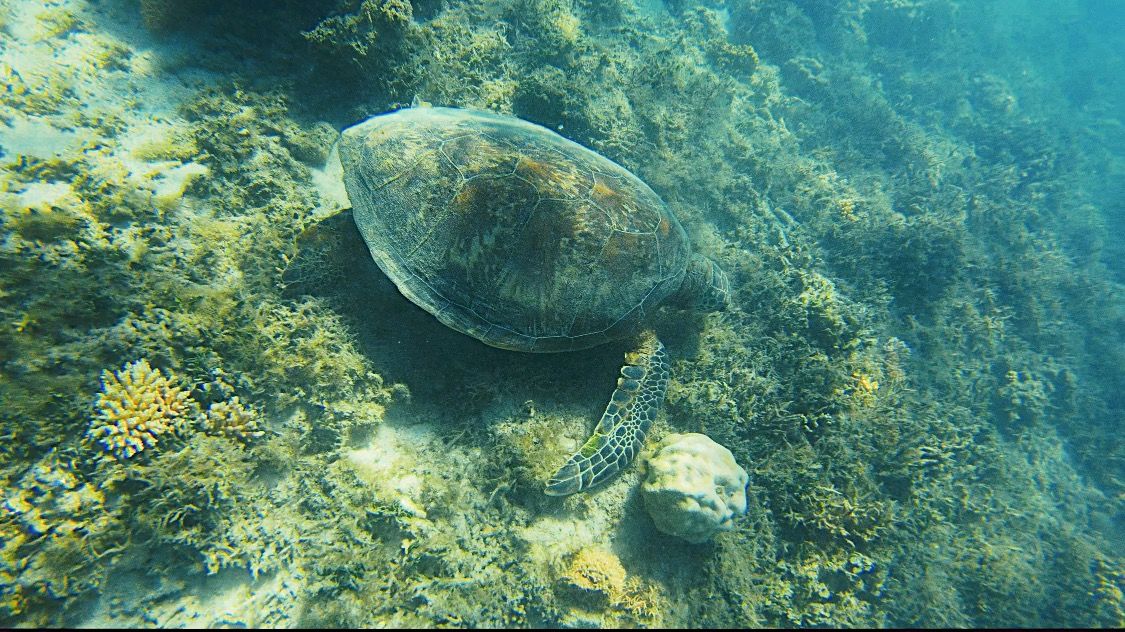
205,397,264,443
87,359,196,459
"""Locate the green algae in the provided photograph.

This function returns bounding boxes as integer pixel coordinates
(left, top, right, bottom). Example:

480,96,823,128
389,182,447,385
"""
1,0,1123,627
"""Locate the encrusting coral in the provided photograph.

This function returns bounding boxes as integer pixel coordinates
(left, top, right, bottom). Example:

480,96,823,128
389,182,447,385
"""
557,546,663,625
87,359,197,459
562,546,628,604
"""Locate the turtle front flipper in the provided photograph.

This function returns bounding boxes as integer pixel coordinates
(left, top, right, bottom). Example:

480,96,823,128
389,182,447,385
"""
545,331,669,496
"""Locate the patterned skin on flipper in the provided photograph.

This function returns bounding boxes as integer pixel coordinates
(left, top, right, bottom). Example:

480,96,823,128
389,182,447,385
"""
544,331,669,496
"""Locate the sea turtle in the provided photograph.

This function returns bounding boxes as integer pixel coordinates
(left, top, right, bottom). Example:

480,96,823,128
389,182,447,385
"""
338,106,730,496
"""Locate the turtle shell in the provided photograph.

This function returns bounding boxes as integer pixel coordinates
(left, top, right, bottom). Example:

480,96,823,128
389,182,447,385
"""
339,107,692,352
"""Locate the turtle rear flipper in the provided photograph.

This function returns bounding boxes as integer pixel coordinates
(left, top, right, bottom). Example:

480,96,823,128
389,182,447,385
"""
545,332,669,496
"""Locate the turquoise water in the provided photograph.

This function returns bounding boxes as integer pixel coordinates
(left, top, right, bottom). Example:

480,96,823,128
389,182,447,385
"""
1,0,1121,627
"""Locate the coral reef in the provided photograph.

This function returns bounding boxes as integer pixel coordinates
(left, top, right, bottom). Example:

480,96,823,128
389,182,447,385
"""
1,0,1122,628
121,432,289,577
87,359,198,459
640,433,749,544
0,455,121,625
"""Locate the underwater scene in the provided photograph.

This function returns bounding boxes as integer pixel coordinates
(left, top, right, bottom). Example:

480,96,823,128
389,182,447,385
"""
1,0,1123,627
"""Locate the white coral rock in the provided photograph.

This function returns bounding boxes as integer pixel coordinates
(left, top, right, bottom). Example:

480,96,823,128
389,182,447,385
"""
640,433,748,544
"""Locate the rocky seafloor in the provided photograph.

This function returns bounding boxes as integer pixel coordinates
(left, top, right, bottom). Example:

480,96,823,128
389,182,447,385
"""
1,0,1122,627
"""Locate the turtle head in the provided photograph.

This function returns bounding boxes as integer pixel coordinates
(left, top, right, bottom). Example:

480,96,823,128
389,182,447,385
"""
670,254,730,312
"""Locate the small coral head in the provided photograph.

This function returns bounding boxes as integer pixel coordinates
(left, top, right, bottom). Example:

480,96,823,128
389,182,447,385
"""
87,359,194,459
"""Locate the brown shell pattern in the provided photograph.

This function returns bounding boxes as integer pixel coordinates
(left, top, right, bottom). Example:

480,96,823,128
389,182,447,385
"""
340,107,692,352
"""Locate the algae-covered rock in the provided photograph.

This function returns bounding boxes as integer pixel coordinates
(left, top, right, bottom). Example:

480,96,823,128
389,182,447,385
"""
640,432,748,544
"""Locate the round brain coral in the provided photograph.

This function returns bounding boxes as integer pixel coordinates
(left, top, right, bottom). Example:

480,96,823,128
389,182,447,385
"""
640,433,749,544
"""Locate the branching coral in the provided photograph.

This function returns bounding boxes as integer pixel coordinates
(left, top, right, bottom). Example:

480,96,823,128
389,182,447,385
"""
1092,554,1125,627
770,548,885,627
792,484,893,547
996,368,1052,428
124,433,276,576
87,359,198,459
205,396,264,443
